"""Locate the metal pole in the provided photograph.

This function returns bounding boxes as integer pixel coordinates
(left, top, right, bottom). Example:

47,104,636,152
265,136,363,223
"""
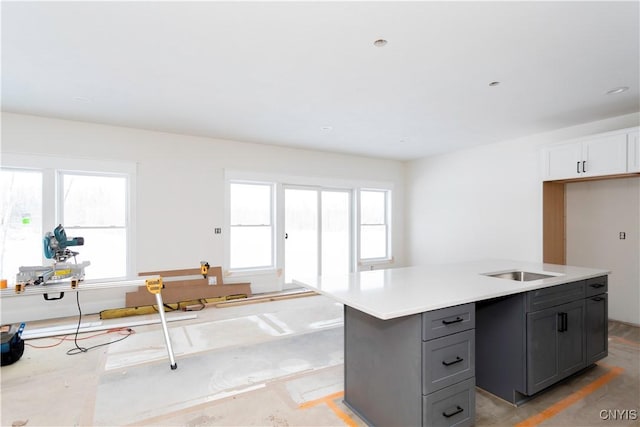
155,292,177,370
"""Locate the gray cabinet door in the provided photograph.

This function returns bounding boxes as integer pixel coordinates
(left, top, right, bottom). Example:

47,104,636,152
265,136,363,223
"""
526,305,560,394
586,294,608,364
526,299,586,395
557,300,586,378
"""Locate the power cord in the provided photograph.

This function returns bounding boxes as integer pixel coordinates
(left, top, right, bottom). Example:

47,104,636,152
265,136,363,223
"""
66,290,133,355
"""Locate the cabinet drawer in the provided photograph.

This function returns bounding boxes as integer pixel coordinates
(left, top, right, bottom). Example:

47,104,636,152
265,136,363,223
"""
526,281,585,312
423,329,475,394
585,276,608,297
423,377,475,427
423,303,475,340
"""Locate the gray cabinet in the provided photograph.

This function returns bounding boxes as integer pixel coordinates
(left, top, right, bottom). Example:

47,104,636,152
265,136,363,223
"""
585,276,608,364
526,299,585,395
421,304,476,427
343,303,475,427
476,276,608,405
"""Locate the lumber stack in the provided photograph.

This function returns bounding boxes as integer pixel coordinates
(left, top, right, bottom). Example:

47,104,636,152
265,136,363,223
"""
125,266,251,307
182,288,318,311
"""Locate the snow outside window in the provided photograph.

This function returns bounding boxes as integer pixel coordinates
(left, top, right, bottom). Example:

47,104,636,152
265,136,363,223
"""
360,189,389,260
229,182,274,270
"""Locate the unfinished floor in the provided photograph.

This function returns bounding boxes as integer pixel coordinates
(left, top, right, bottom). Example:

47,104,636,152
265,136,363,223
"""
1,294,638,426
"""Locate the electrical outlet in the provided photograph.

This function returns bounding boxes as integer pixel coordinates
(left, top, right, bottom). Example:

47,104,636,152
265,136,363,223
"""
214,228,222,234
619,232,626,240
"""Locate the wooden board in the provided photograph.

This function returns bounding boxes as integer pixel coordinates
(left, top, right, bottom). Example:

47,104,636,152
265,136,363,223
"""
139,268,201,277
139,266,223,286
214,290,317,308
125,282,251,307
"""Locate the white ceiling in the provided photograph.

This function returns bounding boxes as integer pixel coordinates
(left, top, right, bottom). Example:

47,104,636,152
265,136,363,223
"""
2,1,639,161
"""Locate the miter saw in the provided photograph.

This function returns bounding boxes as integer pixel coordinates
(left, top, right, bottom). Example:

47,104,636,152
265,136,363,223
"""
16,224,90,292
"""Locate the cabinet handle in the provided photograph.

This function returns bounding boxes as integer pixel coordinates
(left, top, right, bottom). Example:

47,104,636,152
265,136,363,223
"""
557,312,568,332
442,316,463,325
577,161,581,173
443,405,464,418
592,297,605,302
582,160,586,173
442,356,464,366
590,283,605,288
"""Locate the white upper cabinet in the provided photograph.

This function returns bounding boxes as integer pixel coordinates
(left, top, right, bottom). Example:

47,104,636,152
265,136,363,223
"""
544,142,583,180
628,130,640,173
581,134,628,177
543,128,638,181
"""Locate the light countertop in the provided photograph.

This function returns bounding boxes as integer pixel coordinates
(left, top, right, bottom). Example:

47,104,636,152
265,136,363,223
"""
292,260,609,320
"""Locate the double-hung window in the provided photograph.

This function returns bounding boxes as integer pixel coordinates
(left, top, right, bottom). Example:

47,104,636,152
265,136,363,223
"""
228,181,274,270
60,172,129,279
0,155,134,284
359,189,390,261
0,168,44,280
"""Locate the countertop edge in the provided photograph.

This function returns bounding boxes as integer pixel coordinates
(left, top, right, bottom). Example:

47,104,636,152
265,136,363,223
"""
292,263,611,320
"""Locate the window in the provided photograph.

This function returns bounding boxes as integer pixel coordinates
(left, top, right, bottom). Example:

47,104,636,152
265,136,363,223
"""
60,172,128,279
226,171,392,281
0,155,134,284
229,182,274,270
359,189,390,260
0,169,43,281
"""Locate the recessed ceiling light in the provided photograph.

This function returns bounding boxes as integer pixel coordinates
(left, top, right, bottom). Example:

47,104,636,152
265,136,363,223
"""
606,86,629,95
488,81,500,87
320,126,333,132
373,39,388,47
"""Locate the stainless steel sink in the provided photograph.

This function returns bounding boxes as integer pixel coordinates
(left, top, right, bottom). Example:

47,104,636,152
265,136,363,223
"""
483,270,556,281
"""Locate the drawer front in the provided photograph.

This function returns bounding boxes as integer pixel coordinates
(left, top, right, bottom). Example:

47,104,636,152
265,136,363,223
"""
423,329,475,394
585,276,608,297
526,280,585,312
423,377,475,427
423,303,475,340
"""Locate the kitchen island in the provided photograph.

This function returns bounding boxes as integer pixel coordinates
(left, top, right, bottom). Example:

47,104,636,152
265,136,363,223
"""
293,260,609,427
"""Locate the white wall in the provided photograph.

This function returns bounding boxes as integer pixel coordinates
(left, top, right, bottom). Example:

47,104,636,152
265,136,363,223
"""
0,112,406,322
566,177,639,325
405,112,640,266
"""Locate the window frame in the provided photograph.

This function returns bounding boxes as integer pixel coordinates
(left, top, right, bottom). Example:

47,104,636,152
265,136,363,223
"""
58,170,132,280
225,179,277,272
1,154,136,280
225,170,393,278
357,188,392,265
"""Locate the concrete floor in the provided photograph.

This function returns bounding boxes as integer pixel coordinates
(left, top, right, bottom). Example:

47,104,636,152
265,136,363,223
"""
1,293,638,426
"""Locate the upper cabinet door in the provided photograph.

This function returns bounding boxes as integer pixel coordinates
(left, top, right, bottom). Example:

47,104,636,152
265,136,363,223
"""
543,128,638,181
544,142,582,180
582,134,628,178
628,130,640,173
